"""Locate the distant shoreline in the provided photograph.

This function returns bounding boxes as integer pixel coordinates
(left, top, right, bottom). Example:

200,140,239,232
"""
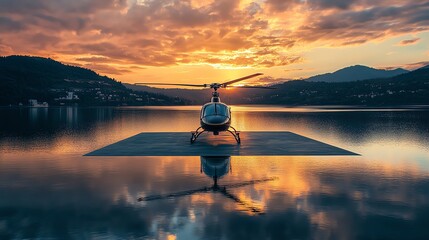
2,104,429,110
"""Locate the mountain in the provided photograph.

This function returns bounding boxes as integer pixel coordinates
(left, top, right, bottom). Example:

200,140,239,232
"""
124,64,414,104
126,66,429,106
253,66,429,105
0,56,188,106
4,56,424,106
306,65,408,82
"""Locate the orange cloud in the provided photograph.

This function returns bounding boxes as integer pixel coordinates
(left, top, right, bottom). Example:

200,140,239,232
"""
397,38,421,46
0,0,428,77
400,61,429,70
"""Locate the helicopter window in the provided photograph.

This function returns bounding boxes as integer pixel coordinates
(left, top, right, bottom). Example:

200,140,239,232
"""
203,104,216,116
216,104,228,116
202,104,230,117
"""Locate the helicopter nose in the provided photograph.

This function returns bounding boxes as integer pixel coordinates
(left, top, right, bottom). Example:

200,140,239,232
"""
202,115,229,125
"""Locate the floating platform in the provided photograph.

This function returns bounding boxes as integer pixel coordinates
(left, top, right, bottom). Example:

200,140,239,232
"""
85,131,357,156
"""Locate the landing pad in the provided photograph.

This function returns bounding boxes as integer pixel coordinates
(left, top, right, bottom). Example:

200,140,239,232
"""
85,131,357,156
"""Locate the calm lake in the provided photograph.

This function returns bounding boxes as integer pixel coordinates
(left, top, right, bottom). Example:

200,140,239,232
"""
1,106,429,239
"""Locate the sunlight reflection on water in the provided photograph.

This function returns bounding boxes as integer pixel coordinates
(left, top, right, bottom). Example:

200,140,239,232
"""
1,106,429,239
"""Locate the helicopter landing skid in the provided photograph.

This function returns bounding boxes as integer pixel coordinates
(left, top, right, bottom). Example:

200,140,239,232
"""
227,126,241,144
190,126,241,144
190,127,205,143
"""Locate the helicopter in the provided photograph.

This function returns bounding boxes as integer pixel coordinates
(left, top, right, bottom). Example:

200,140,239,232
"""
135,73,274,144
138,156,277,215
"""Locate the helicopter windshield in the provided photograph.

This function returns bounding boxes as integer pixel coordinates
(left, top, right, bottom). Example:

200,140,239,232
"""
202,104,229,117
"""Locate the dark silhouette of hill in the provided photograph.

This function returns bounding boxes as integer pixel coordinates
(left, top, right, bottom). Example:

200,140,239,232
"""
3,55,425,106
124,83,263,104
250,66,429,105
0,56,187,106
126,66,429,106
306,65,408,82
124,84,217,104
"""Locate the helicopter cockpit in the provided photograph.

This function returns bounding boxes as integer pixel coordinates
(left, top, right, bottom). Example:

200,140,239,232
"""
201,103,230,118
200,103,231,133
200,102,231,135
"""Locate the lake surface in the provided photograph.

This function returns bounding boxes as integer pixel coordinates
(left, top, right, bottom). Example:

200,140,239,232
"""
1,106,429,240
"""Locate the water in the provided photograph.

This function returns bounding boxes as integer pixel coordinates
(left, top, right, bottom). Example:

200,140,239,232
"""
1,106,429,239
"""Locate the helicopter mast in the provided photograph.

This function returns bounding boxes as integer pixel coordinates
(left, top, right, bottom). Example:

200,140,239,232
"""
211,88,220,102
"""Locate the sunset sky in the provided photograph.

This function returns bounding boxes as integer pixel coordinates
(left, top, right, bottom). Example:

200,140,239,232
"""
1,0,429,85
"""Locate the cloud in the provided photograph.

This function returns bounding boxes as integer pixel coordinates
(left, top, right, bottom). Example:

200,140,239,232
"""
0,44,14,55
84,63,133,75
397,38,421,46
252,76,291,85
265,0,299,12
295,2,429,45
400,61,429,70
75,56,113,63
0,0,428,72
284,68,304,72
0,16,26,32
310,0,356,9
265,0,357,12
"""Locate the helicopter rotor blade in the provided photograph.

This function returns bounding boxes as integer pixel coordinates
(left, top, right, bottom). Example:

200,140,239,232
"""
138,186,213,201
221,73,263,87
219,188,264,214
134,83,207,88
228,86,276,89
134,73,268,89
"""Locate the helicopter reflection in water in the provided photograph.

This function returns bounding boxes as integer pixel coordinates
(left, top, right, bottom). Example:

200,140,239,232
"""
138,156,277,215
